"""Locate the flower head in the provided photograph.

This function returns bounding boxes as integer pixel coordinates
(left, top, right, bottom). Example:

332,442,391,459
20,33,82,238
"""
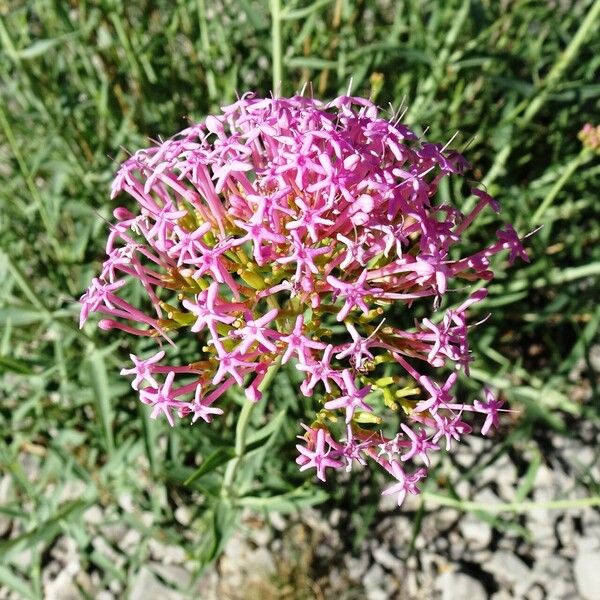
81,93,527,505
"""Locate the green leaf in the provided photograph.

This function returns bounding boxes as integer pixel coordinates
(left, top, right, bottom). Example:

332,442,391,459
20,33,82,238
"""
184,447,236,486
0,355,33,375
515,449,542,503
238,486,329,512
198,500,238,565
281,0,335,21
0,565,36,600
0,499,91,561
86,347,115,456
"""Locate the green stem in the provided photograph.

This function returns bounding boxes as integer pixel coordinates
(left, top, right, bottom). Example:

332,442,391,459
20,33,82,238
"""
221,397,255,499
221,360,281,499
531,149,591,225
270,0,283,93
521,0,600,128
197,0,218,103
423,491,600,514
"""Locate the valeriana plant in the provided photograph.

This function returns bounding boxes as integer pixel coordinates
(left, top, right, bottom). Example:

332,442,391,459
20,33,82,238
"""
80,93,528,507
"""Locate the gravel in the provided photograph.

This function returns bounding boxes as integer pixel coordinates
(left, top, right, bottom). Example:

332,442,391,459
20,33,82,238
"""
2,413,598,600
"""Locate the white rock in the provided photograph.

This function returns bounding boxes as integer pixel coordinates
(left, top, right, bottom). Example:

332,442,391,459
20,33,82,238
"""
472,487,502,508
486,551,531,589
83,505,103,525
574,551,600,600
268,511,286,531
91,536,123,567
43,571,80,600
129,567,185,600
372,546,403,571
147,539,186,564
344,553,369,579
0,476,12,536
575,536,600,553
532,555,570,580
140,511,154,527
150,562,191,588
117,492,134,513
526,583,546,600
435,571,487,600
121,528,142,550
362,564,387,600
99,522,127,544
459,514,492,550
59,480,87,503
174,506,192,526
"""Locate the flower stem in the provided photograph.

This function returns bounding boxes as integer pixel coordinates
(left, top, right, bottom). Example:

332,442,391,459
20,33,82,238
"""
423,491,600,514
269,0,283,94
531,148,590,225
221,360,281,500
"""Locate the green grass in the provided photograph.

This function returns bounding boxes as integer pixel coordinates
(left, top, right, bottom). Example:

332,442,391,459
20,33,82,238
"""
1,0,599,597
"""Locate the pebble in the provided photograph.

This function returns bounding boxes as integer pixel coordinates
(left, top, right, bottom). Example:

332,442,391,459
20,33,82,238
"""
486,551,531,590
268,511,286,531
129,567,185,600
0,476,12,537
150,562,191,588
345,552,370,579
362,564,387,600
459,514,492,549
556,516,577,550
525,584,545,600
99,521,128,544
83,505,103,525
372,546,403,571
121,528,142,550
435,571,487,600
574,551,600,600
174,506,192,526
58,479,87,503
246,522,271,547
147,539,187,564
493,454,518,499
575,535,600,553
43,571,80,600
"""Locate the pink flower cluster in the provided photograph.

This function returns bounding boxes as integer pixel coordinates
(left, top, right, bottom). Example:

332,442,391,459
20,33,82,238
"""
80,93,527,506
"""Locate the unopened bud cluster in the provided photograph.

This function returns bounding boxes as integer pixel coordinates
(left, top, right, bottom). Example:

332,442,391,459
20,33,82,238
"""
80,94,527,505
579,123,600,153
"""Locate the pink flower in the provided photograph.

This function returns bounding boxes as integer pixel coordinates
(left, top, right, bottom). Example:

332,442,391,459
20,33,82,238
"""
82,92,527,506
139,372,185,427
416,372,458,414
474,388,504,436
296,427,343,482
296,344,341,395
324,370,373,423
326,270,382,322
120,350,165,390
182,282,236,337
381,461,427,507
188,384,224,424
399,423,438,467
233,308,279,354
279,316,325,365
